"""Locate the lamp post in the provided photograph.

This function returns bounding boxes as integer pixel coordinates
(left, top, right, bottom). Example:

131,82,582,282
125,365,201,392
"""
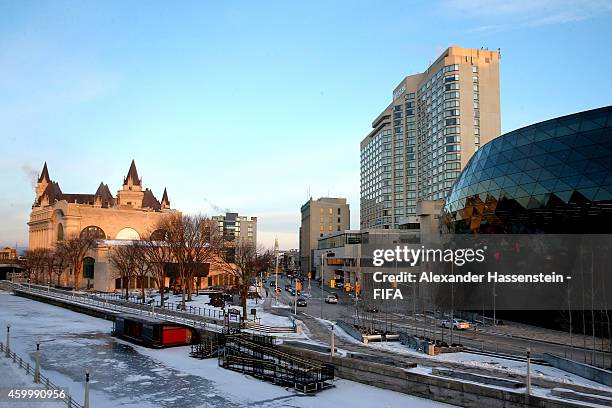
274,238,279,306
34,343,40,383
526,347,531,403
320,255,325,320
84,370,90,408
5,325,10,357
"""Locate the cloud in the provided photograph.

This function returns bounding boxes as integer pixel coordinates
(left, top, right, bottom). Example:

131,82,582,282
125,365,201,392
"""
442,0,612,32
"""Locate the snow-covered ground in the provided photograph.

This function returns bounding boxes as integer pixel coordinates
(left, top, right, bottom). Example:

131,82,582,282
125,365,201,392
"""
0,291,455,408
365,338,609,390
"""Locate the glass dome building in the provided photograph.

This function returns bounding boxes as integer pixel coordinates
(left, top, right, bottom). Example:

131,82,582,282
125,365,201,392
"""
441,106,612,233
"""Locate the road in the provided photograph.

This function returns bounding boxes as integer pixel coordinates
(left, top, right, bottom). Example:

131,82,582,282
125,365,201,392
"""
265,275,611,369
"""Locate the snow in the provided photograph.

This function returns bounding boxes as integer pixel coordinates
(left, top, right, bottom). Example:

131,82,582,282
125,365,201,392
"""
0,291,455,408
366,340,610,391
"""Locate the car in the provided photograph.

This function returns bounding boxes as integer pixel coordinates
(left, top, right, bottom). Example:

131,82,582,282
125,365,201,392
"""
441,319,470,330
274,287,282,293
325,295,338,304
288,288,295,295
366,307,379,313
285,284,292,291
296,297,307,307
269,282,276,287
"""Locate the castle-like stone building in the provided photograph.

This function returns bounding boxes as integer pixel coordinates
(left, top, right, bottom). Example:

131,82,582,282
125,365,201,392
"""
29,160,172,250
28,161,176,291
28,161,240,292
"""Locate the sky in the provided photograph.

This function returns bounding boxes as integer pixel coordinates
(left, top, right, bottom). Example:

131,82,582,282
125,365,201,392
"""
1,0,611,250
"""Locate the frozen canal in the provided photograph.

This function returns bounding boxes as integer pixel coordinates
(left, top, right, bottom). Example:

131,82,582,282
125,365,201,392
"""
0,292,454,408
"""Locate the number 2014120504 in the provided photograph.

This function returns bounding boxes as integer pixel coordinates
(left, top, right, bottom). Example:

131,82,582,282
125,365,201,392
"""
6,389,65,399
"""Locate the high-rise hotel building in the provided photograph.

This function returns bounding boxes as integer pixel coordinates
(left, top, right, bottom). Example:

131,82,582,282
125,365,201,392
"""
360,46,501,229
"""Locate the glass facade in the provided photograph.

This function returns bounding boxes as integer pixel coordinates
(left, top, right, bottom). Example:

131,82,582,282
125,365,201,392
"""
441,107,612,233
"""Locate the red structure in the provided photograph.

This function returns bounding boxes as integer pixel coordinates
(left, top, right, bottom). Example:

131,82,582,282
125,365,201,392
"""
113,314,197,348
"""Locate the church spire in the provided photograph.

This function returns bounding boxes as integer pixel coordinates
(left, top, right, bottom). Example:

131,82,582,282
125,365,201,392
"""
38,162,50,183
161,187,170,209
123,160,141,186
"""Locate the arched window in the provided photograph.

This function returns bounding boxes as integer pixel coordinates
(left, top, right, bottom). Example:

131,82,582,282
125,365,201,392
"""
80,226,106,239
116,227,140,240
150,229,167,241
56,223,64,241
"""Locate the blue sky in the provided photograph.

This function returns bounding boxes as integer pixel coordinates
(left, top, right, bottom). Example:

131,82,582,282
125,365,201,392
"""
1,0,611,250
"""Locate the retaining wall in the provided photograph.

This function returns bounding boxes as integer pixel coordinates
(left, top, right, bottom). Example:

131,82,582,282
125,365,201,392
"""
544,353,612,387
278,345,585,408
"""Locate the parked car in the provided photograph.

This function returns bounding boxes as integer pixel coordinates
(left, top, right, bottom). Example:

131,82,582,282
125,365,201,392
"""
288,288,295,296
285,284,292,291
441,319,470,330
269,282,275,287
325,295,338,304
296,297,307,307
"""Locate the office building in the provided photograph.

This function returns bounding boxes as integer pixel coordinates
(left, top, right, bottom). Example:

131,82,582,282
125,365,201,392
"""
212,212,257,245
299,197,350,276
360,46,501,229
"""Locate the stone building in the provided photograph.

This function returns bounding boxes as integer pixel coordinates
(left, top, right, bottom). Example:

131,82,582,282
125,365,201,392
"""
27,161,233,291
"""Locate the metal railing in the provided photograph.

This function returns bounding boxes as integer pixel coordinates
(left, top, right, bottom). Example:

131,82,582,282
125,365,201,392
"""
4,282,297,334
0,341,84,408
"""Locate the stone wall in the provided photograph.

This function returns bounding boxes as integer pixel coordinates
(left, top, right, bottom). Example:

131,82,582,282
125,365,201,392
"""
278,345,585,408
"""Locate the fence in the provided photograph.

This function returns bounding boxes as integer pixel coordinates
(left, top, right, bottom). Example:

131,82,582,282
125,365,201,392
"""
0,341,84,408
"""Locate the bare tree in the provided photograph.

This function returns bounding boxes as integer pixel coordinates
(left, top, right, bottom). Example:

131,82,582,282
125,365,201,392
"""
132,241,152,303
51,244,69,287
218,240,273,320
159,213,222,310
39,248,56,285
142,229,173,307
108,243,137,299
59,235,95,289
22,249,45,284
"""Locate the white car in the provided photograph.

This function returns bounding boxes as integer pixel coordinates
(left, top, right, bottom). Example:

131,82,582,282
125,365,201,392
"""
441,319,470,330
325,295,338,304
